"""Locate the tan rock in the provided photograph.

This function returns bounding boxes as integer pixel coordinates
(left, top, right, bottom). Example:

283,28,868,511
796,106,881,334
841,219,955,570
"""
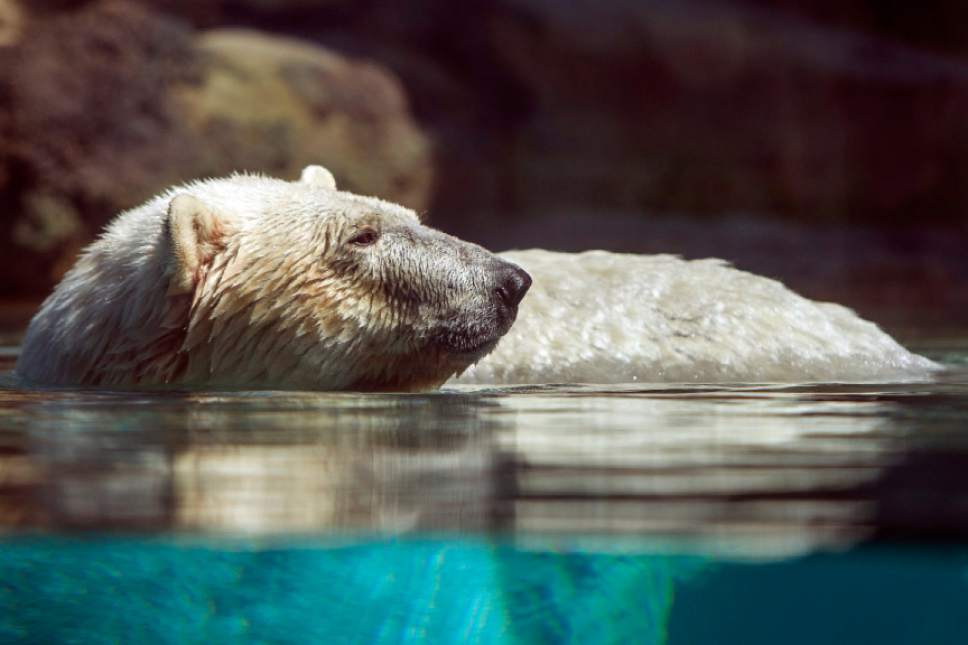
180,29,432,211
0,0,23,47
0,4,432,297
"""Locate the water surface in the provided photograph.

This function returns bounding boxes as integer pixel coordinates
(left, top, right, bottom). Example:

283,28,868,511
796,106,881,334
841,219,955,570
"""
2,341,968,643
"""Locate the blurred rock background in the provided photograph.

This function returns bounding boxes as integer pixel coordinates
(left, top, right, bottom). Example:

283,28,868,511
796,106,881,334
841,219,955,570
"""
1,0,966,332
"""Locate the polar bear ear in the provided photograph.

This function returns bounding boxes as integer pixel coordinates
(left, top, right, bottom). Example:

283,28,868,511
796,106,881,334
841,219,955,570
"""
165,194,225,296
300,164,337,190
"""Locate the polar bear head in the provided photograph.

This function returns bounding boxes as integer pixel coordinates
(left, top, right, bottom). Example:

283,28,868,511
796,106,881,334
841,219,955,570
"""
17,166,531,391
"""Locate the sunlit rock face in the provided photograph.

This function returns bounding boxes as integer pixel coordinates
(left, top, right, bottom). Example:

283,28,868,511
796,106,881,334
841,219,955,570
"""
0,3,432,297
184,29,433,212
454,250,939,384
0,0,23,46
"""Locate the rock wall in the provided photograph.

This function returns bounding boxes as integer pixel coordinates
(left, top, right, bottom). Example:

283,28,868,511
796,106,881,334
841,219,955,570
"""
0,1,432,296
1,0,965,317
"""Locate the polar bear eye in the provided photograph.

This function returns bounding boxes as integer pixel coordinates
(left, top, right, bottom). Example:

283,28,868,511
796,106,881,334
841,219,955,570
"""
348,227,380,247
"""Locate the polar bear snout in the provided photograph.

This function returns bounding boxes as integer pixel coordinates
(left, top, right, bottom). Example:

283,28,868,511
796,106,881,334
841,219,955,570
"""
493,263,532,310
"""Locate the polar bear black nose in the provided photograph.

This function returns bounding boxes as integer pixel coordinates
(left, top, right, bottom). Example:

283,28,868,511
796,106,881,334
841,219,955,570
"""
495,264,532,308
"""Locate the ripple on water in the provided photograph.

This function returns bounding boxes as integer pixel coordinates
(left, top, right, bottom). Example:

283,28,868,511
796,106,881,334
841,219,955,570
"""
0,343,966,546
1,343,968,643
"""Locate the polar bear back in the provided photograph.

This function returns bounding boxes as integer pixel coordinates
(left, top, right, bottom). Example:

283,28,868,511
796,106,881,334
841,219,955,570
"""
454,250,938,384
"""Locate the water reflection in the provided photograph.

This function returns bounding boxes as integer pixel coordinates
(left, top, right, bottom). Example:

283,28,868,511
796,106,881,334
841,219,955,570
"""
2,365,968,553
0,390,506,534
3,355,968,643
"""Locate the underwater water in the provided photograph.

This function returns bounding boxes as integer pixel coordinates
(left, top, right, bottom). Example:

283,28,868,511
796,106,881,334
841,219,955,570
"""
2,339,968,644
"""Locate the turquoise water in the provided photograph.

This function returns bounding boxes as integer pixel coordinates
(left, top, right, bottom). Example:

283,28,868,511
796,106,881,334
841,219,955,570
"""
2,341,968,643
2,538,968,644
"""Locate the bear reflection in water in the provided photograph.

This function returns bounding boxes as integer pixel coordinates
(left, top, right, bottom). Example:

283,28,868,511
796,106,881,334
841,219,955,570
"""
16,165,937,391
3,376,968,643
0,386,907,542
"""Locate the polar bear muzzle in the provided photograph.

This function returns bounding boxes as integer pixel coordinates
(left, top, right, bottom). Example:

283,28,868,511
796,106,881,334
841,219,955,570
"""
429,259,531,357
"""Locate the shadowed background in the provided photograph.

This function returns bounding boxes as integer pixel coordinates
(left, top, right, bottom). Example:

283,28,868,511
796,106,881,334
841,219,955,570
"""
2,7,968,639
1,0,966,336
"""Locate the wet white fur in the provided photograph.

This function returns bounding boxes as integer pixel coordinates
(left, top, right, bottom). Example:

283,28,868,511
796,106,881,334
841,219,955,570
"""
456,250,939,384
18,165,938,387
16,167,424,388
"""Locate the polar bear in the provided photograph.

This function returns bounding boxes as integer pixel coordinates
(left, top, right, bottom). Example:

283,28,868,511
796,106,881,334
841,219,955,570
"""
16,166,938,390
16,166,531,390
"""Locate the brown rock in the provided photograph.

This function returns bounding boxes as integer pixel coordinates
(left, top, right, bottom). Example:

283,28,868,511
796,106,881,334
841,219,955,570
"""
0,4,432,297
477,0,968,225
0,0,23,46
181,29,432,211
301,0,968,232
0,0,199,295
